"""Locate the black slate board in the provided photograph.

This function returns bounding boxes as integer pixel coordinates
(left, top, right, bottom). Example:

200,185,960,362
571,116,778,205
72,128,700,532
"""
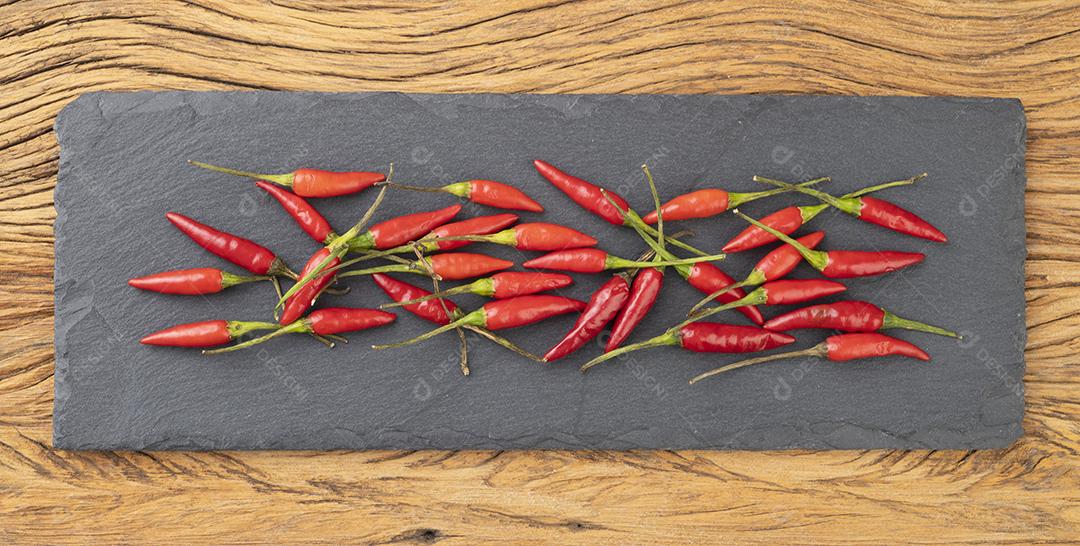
54,92,1026,450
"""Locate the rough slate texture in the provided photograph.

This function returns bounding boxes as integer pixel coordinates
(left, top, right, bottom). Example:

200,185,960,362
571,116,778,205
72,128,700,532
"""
53,92,1026,450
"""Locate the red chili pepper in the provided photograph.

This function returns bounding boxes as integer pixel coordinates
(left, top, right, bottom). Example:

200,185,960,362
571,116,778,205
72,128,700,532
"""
523,248,727,274
200,308,397,354
763,300,959,338
371,273,460,325
689,232,825,314
129,267,269,295
256,181,336,244
338,252,515,282
280,248,340,325
141,319,278,348
605,267,663,352
755,175,946,242
543,275,631,362
372,295,586,349
533,159,631,225
418,222,597,253
426,214,520,251
734,210,924,279
190,160,385,198
384,180,544,212
381,271,574,309
723,174,928,252
641,178,829,223
581,322,795,373
166,212,292,277
690,332,929,384
350,205,462,250
688,279,847,324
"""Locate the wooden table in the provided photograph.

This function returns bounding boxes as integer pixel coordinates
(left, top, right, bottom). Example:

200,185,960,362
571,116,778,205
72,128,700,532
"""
2,1,1077,543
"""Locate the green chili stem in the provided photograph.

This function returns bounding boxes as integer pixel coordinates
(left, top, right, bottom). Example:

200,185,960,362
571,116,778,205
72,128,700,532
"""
846,173,927,198
372,310,484,350
727,177,830,208
379,281,481,309
882,310,960,338
753,176,860,216
689,346,825,384
463,325,545,362
376,181,447,194
579,331,678,373
203,321,309,355
336,263,413,279
189,160,293,187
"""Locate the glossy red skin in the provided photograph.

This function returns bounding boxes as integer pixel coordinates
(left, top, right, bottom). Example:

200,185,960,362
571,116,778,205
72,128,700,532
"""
755,231,825,281
428,214,519,250
292,169,385,198
642,189,729,224
722,206,805,253
679,323,795,353
129,268,224,295
512,223,598,250
256,181,334,243
760,279,848,305
482,295,586,331
490,272,573,298
166,212,277,274
606,268,663,351
427,253,513,281
825,333,930,362
821,251,924,278
280,248,339,325
468,180,544,212
308,308,396,336
141,320,231,347
683,263,764,325
544,276,630,362
858,197,947,242
371,273,458,325
533,160,632,225
764,300,884,332
523,248,608,273
368,204,462,249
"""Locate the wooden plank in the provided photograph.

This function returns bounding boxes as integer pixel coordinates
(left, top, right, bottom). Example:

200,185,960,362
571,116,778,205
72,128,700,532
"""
1,1,1077,542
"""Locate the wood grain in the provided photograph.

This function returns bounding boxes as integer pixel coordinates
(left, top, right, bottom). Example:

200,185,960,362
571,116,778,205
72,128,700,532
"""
1,0,1078,543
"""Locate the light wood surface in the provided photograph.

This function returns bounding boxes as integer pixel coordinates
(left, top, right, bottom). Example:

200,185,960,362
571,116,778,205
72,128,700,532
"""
2,1,1078,543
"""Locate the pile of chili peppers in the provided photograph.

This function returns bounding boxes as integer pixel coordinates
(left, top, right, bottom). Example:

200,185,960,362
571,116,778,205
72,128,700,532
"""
135,156,956,385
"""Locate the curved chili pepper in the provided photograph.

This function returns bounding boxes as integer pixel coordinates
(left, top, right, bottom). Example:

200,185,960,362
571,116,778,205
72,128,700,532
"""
688,279,847,324
350,205,462,250
190,160,385,198
426,214,519,251
337,253,514,283
581,322,795,373
754,176,946,242
689,332,929,384
382,272,574,309
166,212,292,277
605,267,663,352
372,273,459,325
734,210,924,279
201,308,397,354
689,231,825,314
372,295,586,349
141,319,279,348
534,159,630,225
763,300,959,338
523,248,727,274
723,174,927,252
543,275,631,362
256,181,336,244
385,180,544,212
280,248,340,325
129,267,269,295
641,178,828,223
